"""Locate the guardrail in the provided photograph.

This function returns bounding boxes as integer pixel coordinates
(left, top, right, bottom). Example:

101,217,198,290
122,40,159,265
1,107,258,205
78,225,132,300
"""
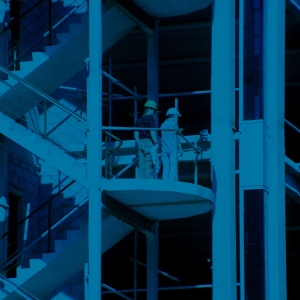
0,274,39,300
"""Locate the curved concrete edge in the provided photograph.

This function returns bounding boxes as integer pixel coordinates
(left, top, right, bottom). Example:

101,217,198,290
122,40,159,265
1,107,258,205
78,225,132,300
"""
102,179,214,220
133,0,212,17
103,179,214,200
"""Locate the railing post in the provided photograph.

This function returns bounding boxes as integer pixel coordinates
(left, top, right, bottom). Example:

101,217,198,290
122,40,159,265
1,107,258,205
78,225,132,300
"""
108,61,113,178
194,141,198,185
134,87,138,179
44,99,47,140
47,202,52,252
105,133,108,178
84,263,89,299
175,98,179,181
108,58,112,133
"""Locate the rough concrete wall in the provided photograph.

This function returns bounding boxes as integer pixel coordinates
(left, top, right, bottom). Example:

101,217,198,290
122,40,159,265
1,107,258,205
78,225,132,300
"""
7,147,41,266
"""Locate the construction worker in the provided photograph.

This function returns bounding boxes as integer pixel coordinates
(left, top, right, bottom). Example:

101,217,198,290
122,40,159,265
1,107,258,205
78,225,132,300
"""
134,100,158,179
160,108,183,180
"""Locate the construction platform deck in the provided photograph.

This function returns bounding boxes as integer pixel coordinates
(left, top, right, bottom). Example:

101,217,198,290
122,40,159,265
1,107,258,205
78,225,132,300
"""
102,179,215,220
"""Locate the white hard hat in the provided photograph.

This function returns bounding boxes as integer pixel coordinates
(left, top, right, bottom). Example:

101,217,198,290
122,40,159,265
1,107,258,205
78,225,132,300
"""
166,108,181,116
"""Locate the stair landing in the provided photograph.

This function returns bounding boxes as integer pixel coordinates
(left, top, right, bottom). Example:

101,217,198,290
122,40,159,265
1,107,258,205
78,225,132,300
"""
102,179,214,220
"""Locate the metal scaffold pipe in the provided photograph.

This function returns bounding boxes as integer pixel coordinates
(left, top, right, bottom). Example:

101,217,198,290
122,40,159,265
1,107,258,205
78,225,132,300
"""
102,71,143,101
175,98,179,181
102,88,240,101
102,126,182,131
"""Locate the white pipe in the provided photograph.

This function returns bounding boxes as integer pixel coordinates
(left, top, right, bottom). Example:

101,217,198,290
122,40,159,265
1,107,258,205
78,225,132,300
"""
87,0,103,298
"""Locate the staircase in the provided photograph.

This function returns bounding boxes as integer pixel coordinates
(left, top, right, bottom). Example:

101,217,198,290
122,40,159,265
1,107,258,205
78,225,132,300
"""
0,0,136,121
0,108,134,299
0,212,133,299
0,112,88,187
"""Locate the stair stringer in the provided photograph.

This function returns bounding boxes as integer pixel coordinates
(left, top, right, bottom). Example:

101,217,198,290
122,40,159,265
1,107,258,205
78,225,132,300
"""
0,112,88,187
2,214,133,300
0,6,136,121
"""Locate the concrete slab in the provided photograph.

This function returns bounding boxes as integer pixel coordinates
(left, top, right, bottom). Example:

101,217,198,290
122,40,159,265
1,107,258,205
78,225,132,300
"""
102,179,214,220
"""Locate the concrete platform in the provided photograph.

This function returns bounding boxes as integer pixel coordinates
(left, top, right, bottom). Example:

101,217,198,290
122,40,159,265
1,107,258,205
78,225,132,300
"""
102,179,214,220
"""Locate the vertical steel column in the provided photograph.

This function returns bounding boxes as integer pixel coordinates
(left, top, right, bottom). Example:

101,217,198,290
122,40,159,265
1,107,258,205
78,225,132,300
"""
146,222,159,300
239,0,286,299
147,20,159,126
211,0,236,299
263,0,286,299
133,230,138,300
238,2,245,297
87,0,102,299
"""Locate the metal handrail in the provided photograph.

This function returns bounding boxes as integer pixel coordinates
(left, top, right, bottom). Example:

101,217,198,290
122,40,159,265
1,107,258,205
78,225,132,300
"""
176,131,201,184
105,131,124,178
102,126,182,131
6,2,87,70
105,131,124,156
0,65,87,125
176,131,201,154
0,180,76,241
285,119,300,135
46,106,85,137
0,0,46,36
0,274,39,300
102,283,133,300
129,257,181,283
0,180,77,275
112,158,138,179
2,196,88,272
102,71,143,101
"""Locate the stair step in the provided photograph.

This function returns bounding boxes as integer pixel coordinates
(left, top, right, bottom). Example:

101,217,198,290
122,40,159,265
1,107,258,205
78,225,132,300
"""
17,61,43,78
3,214,134,299
31,52,49,63
11,259,47,286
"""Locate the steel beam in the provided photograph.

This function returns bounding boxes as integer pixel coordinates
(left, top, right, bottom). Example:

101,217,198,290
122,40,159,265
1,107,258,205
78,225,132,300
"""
146,222,159,300
102,193,156,233
211,0,237,299
112,0,157,34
